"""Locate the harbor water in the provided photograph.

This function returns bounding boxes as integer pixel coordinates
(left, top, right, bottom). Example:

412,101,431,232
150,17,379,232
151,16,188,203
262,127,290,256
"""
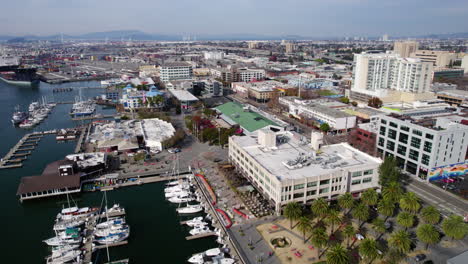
0,81,217,263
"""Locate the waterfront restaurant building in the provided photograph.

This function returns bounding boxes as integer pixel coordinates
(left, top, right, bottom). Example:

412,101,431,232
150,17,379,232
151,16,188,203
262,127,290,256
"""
229,129,382,213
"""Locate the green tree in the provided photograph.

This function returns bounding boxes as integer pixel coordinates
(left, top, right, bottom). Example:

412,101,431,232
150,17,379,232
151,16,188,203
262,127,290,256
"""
359,238,380,263
339,97,350,104
342,224,355,248
396,212,415,230
361,189,378,207
371,218,386,239
420,206,440,225
311,198,329,220
319,122,330,133
326,244,349,264
377,198,395,221
416,224,440,250
296,216,312,243
382,181,403,203
338,192,354,215
441,215,468,241
311,227,328,259
283,202,302,229
353,202,369,227
326,209,342,234
351,101,358,107
400,192,421,213
388,230,412,254
378,157,401,187
368,97,383,108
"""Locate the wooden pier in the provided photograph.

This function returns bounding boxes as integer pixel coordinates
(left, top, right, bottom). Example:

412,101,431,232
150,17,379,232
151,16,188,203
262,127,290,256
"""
0,133,37,169
185,232,217,240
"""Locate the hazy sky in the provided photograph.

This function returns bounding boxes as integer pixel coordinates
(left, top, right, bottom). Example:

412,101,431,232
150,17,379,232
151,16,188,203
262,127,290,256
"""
2,0,468,37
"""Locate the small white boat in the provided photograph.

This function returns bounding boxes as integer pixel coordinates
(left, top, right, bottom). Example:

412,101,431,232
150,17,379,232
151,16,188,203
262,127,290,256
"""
96,218,126,229
94,231,129,245
94,225,129,237
43,236,82,246
46,250,82,264
177,205,203,214
189,226,212,236
51,244,80,253
165,190,191,198
53,220,85,231
168,196,195,203
186,217,208,227
188,248,223,264
105,204,125,215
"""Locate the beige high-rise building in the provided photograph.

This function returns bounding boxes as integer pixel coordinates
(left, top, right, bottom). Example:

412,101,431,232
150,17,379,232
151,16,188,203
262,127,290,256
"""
285,42,297,53
248,41,259,49
410,50,458,68
393,41,419,58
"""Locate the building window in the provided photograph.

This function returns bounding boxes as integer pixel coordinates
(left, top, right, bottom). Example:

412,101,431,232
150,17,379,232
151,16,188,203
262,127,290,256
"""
307,182,317,188
319,179,331,185
351,171,362,178
293,193,304,198
306,190,317,196
425,133,434,140
319,187,329,194
399,133,408,144
378,138,385,147
401,126,410,132
423,141,432,152
351,179,361,185
411,137,421,148
409,149,419,161
389,122,398,128
379,127,386,136
363,169,373,175
413,129,423,136
386,140,395,151
362,177,372,183
422,154,430,166
397,145,407,156
388,129,397,140
294,184,305,190
381,119,387,124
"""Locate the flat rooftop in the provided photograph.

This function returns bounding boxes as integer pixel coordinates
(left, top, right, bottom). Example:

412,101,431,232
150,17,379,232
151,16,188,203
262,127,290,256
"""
307,104,352,118
169,89,199,102
232,131,381,181
215,102,279,133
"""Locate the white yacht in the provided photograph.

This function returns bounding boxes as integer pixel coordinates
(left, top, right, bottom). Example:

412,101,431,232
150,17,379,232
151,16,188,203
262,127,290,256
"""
94,225,129,237
53,220,85,231
43,236,82,247
46,250,82,264
188,248,223,264
177,205,203,214
96,217,126,229
189,226,212,236
165,190,191,198
185,217,208,227
168,196,195,203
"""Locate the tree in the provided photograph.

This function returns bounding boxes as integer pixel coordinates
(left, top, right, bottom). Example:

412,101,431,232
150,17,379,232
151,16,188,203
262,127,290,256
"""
382,181,402,204
399,192,421,213
311,198,329,219
296,216,312,243
378,157,401,187
326,244,349,264
361,189,378,207
371,218,386,239
420,206,440,225
441,214,468,241
396,212,414,230
417,224,440,250
377,198,395,221
283,202,302,229
353,202,369,227
342,224,355,248
368,97,383,108
338,192,354,215
311,227,328,259
288,56,294,65
388,230,412,254
319,122,330,133
359,238,380,263
351,101,358,107
326,209,342,235
339,97,350,104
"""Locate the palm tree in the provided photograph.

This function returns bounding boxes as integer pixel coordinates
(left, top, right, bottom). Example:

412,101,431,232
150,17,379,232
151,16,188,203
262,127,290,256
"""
342,224,356,248
388,230,411,254
416,224,440,250
296,216,312,243
311,198,329,220
441,214,468,241
338,192,354,215
396,212,415,231
311,227,328,259
421,206,440,225
326,209,342,235
371,218,386,240
382,181,403,203
283,202,302,229
361,189,379,207
377,198,395,221
399,192,421,213
359,238,380,264
326,244,349,264
352,202,369,227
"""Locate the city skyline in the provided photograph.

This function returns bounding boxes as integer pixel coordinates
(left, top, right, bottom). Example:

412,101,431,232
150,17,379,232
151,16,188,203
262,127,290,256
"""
2,0,468,37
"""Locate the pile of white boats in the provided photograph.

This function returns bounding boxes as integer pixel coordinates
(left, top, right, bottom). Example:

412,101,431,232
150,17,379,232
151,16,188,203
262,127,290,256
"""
18,99,56,128
43,204,127,264
165,178,236,263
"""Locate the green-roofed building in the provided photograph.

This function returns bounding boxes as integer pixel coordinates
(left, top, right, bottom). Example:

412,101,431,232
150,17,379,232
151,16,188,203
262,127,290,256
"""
215,102,282,133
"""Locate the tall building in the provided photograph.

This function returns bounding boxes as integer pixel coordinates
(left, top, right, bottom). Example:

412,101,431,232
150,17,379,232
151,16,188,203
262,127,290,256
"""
462,55,468,73
229,129,381,212
160,62,193,82
285,42,297,53
351,53,433,102
203,51,225,60
382,34,389,41
393,41,419,58
377,114,468,181
248,41,259,49
410,50,457,68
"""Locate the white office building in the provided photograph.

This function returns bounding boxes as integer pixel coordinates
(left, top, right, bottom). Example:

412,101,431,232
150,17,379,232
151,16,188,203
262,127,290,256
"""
229,129,382,213
376,114,468,181
160,62,193,82
203,51,225,60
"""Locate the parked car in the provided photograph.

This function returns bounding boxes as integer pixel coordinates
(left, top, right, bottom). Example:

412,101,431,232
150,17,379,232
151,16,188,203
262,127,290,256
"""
442,178,455,183
415,254,426,262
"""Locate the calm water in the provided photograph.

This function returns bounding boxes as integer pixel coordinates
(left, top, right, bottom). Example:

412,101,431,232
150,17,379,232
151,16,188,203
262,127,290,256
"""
0,81,216,263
